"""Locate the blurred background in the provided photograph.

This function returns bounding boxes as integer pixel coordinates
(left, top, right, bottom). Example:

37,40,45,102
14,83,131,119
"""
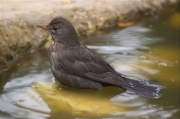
0,0,180,119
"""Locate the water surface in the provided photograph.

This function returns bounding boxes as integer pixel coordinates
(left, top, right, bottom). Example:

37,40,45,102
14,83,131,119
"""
0,6,179,119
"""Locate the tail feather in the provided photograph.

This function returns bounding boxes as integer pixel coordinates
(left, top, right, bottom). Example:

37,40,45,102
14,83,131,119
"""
121,77,162,98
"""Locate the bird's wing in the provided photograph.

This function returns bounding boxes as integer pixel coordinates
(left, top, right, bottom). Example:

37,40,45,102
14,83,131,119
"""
54,44,122,86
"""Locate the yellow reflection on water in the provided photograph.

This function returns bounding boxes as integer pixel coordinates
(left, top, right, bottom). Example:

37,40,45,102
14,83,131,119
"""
169,13,180,30
140,47,180,85
33,82,126,117
113,47,179,82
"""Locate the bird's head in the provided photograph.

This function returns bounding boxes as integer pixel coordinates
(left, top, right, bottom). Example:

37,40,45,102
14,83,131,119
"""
37,16,79,46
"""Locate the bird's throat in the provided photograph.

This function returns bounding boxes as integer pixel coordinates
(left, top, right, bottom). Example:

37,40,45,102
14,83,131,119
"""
52,41,54,45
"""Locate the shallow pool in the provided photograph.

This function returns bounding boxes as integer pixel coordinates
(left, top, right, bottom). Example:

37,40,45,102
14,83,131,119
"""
0,5,179,119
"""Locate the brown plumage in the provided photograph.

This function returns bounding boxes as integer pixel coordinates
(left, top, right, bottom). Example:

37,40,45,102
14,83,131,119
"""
37,16,162,98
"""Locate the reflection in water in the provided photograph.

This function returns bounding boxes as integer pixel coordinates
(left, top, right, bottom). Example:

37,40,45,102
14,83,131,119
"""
33,82,126,118
0,49,52,119
0,7,179,119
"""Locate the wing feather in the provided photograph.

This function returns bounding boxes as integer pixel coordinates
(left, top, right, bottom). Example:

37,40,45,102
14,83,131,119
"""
55,44,122,86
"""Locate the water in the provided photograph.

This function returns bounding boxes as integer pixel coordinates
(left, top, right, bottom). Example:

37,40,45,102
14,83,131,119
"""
0,6,179,119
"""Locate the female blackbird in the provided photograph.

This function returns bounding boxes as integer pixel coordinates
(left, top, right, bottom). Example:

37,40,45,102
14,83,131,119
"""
37,16,161,98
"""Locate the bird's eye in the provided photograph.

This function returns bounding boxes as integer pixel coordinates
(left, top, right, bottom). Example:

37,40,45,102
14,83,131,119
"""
53,26,57,30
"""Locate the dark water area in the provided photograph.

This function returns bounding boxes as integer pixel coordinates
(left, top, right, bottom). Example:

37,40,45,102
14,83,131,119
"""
0,5,179,119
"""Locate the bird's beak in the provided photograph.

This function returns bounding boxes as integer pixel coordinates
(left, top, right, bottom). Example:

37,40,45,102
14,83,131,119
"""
36,25,48,30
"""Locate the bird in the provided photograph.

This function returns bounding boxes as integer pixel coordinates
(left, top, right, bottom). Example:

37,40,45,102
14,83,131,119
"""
37,16,162,98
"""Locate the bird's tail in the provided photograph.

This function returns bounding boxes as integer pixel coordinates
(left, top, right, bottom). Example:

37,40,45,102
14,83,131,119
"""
120,77,162,98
